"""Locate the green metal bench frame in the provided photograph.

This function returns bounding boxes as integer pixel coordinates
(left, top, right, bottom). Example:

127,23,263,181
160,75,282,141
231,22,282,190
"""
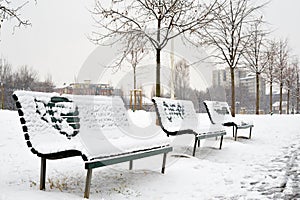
39,146,172,198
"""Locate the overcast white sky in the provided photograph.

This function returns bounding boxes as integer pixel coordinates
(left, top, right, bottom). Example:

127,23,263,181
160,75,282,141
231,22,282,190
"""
0,0,300,86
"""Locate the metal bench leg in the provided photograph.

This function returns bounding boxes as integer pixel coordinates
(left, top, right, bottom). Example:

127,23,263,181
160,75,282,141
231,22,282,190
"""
84,169,93,199
219,135,224,149
161,153,167,174
234,127,238,141
129,160,133,170
232,126,235,137
193,136,198,156
40,157,46,190
249,127,252,139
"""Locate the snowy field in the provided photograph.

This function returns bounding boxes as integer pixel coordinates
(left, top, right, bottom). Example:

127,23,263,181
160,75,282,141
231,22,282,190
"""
0,110,300,200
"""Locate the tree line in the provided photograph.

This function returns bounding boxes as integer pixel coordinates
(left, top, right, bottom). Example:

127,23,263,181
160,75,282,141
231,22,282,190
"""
0,61,54,109
2,0,300,115
90,0,300,115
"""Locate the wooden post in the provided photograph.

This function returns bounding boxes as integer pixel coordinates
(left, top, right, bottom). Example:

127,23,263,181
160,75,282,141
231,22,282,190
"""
139,90,142,110
134,90,137,111
130,90,133,110
40,157,46,190
84,169,93,199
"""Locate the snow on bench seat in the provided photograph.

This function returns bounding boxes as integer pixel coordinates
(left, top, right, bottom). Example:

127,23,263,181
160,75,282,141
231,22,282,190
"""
152,97,226,156
13,90,172,198
203,100,254,141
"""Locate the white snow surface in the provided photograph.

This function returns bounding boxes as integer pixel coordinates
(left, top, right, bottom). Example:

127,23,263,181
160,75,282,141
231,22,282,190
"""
1,110,300,199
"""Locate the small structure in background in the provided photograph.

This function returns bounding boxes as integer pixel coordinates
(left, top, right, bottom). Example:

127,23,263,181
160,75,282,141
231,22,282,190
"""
54,80,114,96
129,89,142,111
272,101,288,114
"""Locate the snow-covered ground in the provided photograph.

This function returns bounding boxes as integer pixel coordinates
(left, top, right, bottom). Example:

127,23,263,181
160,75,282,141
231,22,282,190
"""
0,110,299,199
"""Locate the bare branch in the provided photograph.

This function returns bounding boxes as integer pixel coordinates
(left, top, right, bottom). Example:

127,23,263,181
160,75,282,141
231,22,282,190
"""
0,1,31,31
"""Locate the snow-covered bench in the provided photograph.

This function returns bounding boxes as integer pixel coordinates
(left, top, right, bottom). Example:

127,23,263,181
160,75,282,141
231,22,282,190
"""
203,101,254,141
152,97,226,156
12,91,172,199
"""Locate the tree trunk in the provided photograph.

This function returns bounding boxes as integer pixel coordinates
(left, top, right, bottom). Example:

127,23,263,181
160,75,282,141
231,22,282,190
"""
156,16,161,97
279,82,283,114
156,48,161,97
230,67,235,117
269,80,273,113
297,74,299,114
133,65,137,89
287,88,290,114
256,73,260,115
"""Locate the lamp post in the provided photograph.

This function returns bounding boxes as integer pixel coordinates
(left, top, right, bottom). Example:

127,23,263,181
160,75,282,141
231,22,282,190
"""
0,82,4,110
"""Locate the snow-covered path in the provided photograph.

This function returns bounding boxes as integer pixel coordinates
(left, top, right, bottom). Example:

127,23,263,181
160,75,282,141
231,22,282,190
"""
0,110,300,199
242,139,300,199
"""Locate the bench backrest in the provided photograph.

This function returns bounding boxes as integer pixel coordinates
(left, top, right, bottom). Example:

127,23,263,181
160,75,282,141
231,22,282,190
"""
152,97,198,135
203,100,233,124
13,91,130,157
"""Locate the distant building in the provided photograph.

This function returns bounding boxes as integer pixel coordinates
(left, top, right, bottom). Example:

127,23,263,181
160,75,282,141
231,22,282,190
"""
240,73,265,96
212,67,248,88
212,67,265,96
272,101,288,114
54,80,115,96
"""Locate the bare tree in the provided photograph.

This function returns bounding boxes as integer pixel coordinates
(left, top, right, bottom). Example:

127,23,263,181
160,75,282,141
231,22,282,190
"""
121,35,148,90
274,39,289,114
294,58,300,113
174,59,190,99
285,57,299,114
0,0,31,30
263,39,277,113
90,0,220,97
284,64,297,114
200,0,266,117
243,17,269,115
13,65,38,90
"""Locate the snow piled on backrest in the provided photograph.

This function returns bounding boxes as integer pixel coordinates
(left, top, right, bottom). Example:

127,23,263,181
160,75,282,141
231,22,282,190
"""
153,97,198,132
204,101,233,124
64,95,170,159
64,94,129,130
14,91,86,155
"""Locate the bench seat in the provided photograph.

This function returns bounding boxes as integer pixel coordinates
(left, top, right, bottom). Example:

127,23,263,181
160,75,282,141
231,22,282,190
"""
152,97,226,156
204,100,254,141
